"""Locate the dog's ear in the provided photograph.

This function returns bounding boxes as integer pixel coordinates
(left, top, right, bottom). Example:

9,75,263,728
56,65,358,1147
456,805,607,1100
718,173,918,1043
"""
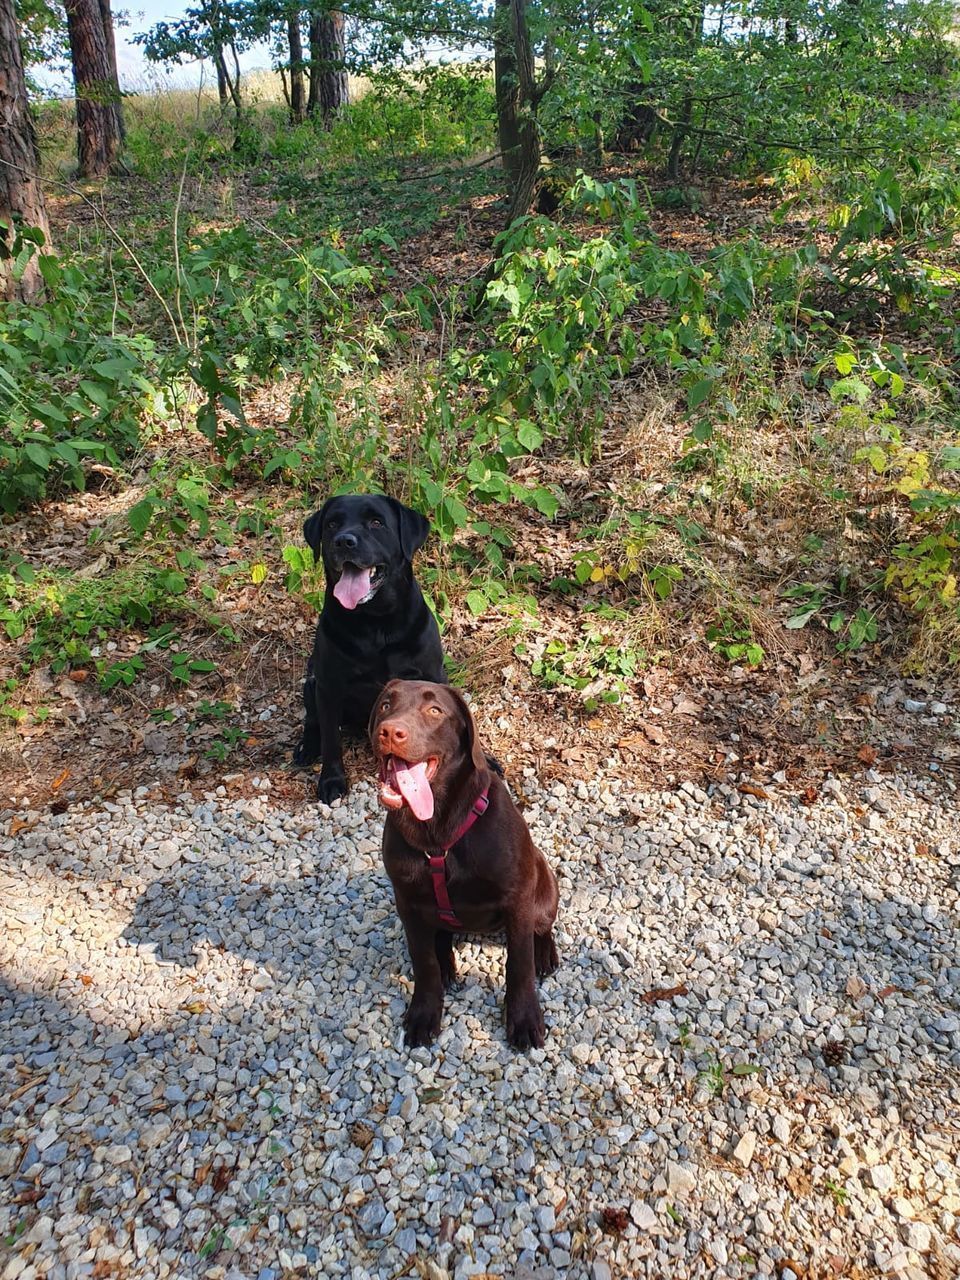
302,501,330,559
387,498,430,561
446,687,489,774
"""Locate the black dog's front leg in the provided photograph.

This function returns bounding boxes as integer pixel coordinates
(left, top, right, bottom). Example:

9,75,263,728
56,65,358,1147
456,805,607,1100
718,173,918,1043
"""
504,916,545,1051
292,659,323,766
402,921,445,1048
315,692,347,803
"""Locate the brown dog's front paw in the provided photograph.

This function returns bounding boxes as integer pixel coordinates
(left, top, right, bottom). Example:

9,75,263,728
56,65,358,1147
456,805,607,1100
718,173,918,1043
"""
404,999,442,1048
506,998,545,1051
535,931,559,978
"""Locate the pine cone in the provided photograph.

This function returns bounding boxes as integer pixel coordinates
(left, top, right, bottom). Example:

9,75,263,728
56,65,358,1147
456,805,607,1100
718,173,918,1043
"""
823,1039,847,1066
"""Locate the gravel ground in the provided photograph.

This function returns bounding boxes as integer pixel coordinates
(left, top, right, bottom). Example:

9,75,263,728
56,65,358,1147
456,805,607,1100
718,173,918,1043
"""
2,764,959,1280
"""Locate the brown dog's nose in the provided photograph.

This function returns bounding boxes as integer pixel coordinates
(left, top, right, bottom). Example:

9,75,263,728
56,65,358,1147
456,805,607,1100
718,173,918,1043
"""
379,720,408,753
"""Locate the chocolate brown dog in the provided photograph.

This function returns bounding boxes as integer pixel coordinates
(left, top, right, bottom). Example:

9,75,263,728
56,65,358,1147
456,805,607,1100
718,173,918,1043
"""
370,679,559,1050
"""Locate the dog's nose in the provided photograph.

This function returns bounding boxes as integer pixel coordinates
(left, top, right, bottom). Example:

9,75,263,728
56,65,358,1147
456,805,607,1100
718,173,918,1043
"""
334,531,358,550
379,721,408,751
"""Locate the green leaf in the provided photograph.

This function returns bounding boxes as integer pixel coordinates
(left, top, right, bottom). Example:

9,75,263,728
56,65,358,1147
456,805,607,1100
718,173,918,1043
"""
516,421,544,451
128,499,155,536
687,378,714,410
442,494,469,529
465,590,488,616
527,487,560,519
785,607,818,630
80,379,112,410
834,351,856,375
731,1063,762,1076
24,442,50,469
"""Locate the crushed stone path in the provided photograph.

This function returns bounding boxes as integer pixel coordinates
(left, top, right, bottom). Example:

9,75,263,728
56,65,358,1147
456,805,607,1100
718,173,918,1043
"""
1,769,959,1280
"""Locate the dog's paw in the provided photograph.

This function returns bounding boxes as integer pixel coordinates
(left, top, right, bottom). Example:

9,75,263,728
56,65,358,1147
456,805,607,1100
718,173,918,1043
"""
316,772,347,804
292,739,321,768
535,932,560,978
506,998,545,1052
404,1000,442,1048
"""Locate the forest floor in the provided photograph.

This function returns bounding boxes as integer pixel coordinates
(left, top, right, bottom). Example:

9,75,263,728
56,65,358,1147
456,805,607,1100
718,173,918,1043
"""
3,163,958,819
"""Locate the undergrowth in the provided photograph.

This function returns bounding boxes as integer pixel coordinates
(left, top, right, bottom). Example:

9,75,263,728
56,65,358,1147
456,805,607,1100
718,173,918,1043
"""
3,71,960,732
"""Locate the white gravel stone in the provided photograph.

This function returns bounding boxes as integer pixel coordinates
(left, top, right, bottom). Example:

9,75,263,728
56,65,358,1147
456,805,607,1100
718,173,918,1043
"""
1,769,957,1280
733,1131,757,1168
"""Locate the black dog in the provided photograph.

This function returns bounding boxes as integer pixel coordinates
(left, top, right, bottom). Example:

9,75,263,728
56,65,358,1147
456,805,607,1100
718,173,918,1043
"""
293,494,446,802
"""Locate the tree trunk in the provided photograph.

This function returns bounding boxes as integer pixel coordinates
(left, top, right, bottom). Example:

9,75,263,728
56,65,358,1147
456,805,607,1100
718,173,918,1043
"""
0,0,52,300
666,0,704,179
287,12,306,123
97,0,125,140
214,45,229,106
494,0,544,226
308,10,348,127
65,0,123,177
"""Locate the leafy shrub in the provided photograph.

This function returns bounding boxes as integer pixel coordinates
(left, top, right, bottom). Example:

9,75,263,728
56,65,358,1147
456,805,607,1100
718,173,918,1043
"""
0,256,159,513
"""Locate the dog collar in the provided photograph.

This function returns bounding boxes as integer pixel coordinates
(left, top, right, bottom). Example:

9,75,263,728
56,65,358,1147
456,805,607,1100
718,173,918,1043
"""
426,786,490,930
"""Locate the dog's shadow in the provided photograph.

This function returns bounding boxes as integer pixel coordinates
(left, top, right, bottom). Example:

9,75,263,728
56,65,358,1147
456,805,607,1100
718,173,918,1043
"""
119,837,404,999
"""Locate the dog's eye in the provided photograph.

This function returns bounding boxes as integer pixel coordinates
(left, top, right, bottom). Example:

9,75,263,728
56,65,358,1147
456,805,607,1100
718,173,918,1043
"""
427,705,442,717
380,700,390,713
369,518,383,528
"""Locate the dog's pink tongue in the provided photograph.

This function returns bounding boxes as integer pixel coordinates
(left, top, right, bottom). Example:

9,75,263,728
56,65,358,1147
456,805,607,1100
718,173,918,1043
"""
393,759,434,821
333,566,372,610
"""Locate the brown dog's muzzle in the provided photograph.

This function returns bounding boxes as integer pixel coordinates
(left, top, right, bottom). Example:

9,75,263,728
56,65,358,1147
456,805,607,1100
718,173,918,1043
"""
377,718,413,758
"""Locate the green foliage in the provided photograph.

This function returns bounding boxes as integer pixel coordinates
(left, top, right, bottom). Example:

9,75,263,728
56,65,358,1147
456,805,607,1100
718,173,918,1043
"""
0,256,159,513
706,613,765,667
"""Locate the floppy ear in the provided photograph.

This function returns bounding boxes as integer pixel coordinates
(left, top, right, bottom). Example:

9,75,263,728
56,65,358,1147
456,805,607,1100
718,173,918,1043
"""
302,501,330,559
388,498,430,560
446,687,489,774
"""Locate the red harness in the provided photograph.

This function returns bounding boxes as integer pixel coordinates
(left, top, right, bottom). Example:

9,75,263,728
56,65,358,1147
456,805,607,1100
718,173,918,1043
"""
425,787,490,930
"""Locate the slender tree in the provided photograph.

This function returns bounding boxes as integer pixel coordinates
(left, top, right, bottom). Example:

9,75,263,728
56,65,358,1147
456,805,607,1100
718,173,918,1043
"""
0,0,53,300
494,0,552,225
307,9,348,126
64,0,124,176
98,0,125,139
287,8,306,122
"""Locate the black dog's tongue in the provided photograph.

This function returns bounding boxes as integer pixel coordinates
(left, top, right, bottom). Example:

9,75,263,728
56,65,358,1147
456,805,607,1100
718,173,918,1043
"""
334,565,372,610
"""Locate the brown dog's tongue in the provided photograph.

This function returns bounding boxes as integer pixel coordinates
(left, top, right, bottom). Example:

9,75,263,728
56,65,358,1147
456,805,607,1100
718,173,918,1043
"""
333,565,372,610
393,759,434,820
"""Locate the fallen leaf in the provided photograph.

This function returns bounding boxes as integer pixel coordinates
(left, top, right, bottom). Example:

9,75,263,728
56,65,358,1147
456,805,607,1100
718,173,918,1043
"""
857,744,877,765
601,1206,629,1232
51,768,71,792
9,815,35,837
180,1000,207,1015
68,669,90,683
80,974,93,986
212,1165,231,1193
674,699,702,716
195,1161,212,1186
641,983,689,1004
845,974,868,999
800,784,819,805
877,984,902,999
777,1256,807,1278
419,1086,443,1104
738,782,770,800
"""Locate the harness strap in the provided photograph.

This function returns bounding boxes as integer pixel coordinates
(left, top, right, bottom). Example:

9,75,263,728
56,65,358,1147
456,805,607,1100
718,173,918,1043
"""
426,787,490,930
